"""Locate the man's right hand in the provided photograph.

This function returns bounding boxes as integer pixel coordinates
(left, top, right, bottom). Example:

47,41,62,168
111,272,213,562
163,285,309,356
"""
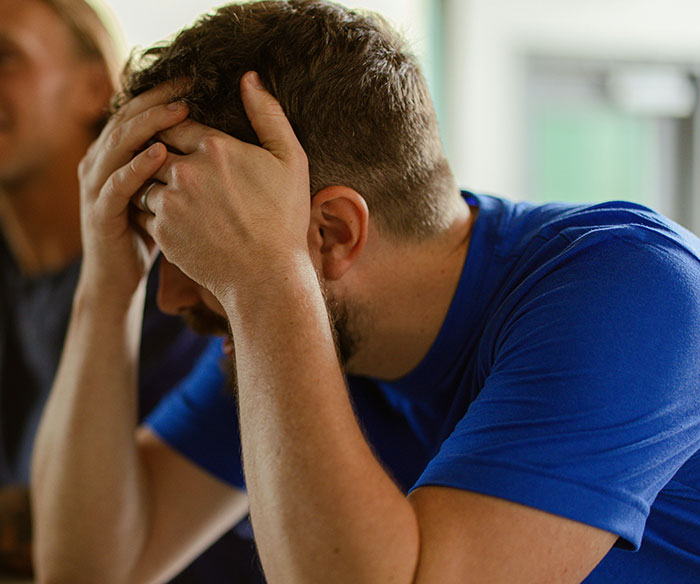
76,84,189,304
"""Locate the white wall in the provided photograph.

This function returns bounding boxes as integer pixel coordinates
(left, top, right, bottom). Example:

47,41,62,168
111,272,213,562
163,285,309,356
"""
445,0,700,198
96,0,700,203
97,0,430,61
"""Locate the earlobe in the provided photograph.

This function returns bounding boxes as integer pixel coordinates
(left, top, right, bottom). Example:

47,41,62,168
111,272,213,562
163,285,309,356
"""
309,186,369,281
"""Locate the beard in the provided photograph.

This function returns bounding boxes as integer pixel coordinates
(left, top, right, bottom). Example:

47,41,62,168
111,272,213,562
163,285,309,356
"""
323,288,359,369
182,303,230,337
182,285,359,397
182,304,238,395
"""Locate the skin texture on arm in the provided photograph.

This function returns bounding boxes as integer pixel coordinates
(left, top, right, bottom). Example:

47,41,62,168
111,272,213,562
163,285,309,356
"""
31,272,151,583
30,86,248,584
226,270,616,584
138,72,617,583
231,270,422,583
132,429,249,584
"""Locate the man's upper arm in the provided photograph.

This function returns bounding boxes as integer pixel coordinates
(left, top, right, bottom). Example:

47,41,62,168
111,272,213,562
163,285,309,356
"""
409,486,616,584
404,231,700,582
131,428,248,584
411,232,700,550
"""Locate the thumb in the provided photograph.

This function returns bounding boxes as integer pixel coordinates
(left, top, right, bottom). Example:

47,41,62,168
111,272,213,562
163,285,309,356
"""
240,71,302,163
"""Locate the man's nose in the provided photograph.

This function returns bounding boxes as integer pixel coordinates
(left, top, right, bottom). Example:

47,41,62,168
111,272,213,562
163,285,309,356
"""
157,257,201,315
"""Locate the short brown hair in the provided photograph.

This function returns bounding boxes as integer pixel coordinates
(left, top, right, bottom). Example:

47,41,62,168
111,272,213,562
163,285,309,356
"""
118,0,456,239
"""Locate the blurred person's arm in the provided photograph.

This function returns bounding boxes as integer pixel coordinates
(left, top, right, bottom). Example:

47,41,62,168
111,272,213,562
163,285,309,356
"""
31,86,247,584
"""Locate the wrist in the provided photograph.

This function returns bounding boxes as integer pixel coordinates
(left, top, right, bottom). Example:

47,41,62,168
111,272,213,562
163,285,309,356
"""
74,271,148,325
219,255,322,330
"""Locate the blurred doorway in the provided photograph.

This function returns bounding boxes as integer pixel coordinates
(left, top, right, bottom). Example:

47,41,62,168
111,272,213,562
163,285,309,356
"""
525,56,700,232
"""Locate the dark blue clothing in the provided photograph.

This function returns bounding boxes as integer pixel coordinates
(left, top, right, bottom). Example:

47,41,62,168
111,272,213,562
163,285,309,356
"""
148,193,700,582
0,250,213,483
0,243,262,583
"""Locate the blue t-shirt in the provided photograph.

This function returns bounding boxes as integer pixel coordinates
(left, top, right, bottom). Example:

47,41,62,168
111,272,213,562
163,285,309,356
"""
147,193,700,582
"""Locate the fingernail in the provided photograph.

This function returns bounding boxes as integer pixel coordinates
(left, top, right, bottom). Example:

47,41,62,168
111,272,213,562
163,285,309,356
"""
247,71,265,90
148,143,161,157
167,101,183,111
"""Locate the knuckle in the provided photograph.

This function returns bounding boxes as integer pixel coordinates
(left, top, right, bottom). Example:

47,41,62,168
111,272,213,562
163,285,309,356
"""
168,160,182,183
77,155,90,180
110,107,127,125
105,124,123,150
152,219,168,243
127,156,141,179
199,134,222,155
169,160,189,186
102,173,118,199
138,106,156,126
78,145,98,177
159,189,181,220
157,189,170,211
84,140,98,159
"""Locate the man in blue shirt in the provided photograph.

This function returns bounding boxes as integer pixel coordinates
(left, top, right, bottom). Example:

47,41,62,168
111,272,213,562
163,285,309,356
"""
32,1,700,583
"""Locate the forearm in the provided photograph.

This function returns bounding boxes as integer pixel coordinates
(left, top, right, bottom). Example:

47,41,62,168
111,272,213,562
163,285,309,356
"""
227,266,420,584
31,278,150,583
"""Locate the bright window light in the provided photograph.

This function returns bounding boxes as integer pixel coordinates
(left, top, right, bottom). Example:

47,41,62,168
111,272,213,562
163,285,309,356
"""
97,0,430,60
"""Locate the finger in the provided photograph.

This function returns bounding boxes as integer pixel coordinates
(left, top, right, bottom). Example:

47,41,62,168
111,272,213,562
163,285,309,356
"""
100,142,167,218
157,119,227,155
240,71,305,163
132,206,157,241
112,80,187,127
130,180,163,215
150,150,182,185
127,204,158,256
107,101,189,157
89,102,188,189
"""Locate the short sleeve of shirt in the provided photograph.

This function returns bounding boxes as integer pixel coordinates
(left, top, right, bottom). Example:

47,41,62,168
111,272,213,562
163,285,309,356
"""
413,226,700,549
145,338,245,490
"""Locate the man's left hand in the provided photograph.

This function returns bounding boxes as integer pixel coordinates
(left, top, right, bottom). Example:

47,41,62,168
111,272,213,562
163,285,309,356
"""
135,71,312,304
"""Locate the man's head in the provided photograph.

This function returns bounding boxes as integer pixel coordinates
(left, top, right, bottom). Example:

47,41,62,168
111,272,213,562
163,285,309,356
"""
119,0,456,241
0,0,119,188
136,1,462,379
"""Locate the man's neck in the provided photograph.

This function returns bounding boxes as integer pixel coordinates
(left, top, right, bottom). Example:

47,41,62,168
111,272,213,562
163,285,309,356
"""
346,194,476,381
0,160,82,277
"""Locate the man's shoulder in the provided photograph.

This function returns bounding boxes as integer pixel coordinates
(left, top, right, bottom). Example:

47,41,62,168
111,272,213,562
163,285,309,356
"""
466,195,700,359
539,200,699,250
476,194,700,267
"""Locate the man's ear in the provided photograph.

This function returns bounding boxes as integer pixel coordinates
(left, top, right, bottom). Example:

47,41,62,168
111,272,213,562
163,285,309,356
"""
308,186,369,281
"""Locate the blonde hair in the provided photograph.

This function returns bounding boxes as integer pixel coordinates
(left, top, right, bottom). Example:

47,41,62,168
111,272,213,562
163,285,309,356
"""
40,0,125,91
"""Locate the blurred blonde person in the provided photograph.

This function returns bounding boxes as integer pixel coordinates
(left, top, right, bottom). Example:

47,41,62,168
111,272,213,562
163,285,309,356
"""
0,0,117,574
0,2,250,581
